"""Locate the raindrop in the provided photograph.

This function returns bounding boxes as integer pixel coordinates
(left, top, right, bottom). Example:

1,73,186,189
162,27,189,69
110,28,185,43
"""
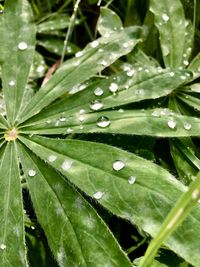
75,51,83,57
183,60,189,66
152,110,160,117
94,87,104,96
104,32,110,38
183,122,192,130
138,67,143,71
123,42,129,48
169,72,175,77
48,155,57,162
113,160,125,171
61,160,72,171
79,109,85,114
0,244,6,250
126,69,135,77
109,83,118,93
79,115,85,122
96,116,110,128
28,170,36,177
18,42,28,50
91,40,99,48
99,60,107,66
93,191,104,200
128,176,136,184
167,118,176,129
36,65,44,73
181,75,186,80
9,80,15,87
162,13,169,22
90,100,103,111
59,117,66,122
67,128,73,133
0,10,3,14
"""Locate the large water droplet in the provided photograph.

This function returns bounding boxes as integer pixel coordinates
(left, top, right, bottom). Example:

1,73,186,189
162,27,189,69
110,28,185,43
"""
162,13,169,22
94,87,104,96
48,155,57,162
167,119,176,129
128,176,136,184
183,122,192,130
9,80,15,87
109,83,118,93
28,170,36,177
96,116,110,128
18,42,28,50
113,160,125,171
61,160,72,171
93,191,104,200
90,100,103,111
0,244,6,250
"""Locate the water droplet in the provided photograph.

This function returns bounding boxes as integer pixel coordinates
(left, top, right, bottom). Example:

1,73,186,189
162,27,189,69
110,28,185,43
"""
91,40,99,48
59,117,66,122
18,42,28,50
109,83,118,93
79,109,85,114
104,32,110,38
113,160,125,171
28,170,36,177
138,67,143,71
48,155,57,162
99,60,107,66
90,100,103,111
183,122,192,130
0,244,6,250
183,60,189,66
36,65,44,73
94,87,104,96
169,72,175,77
79,115,85,122
9,80,15,87
128,176,136,184
75,51,83,57
181,75,186,80
123,42,129,48
126,69,135,77
162,13,169,22
61,160,72,171
67,128,73,133
96,116,110,128
93,191,104,200
152,111,160,117
167,119,176,129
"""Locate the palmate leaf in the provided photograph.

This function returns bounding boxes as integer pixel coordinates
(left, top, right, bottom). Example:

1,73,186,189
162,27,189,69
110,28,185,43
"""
0,0,36,125
20,108,200,137
17,68,192,128
17,26,145,123
0,142,27,266
150,0,192,68
18,135,200,266
188,52,200,80
17,142,132,267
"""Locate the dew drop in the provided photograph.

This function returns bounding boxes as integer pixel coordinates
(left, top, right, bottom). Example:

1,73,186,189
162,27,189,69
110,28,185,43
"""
109,83,118,93
9,80,15,87
94,87,104,96
123,42,129,48
162,13,169,22
99,60,107,66
126,69,135,77
167,119,176,129
169,72,175,77
61,160,72,171
28,169,36,177
79,109,85,114
48,155,57,162
113,160,125,171
96,116,110,128
79,115,85,122
59,117,66,122
36,65,44,73
67,128,73,133
128,176,136,184
152,110,160,117
183,60,189,66
93,191,104,200
90,100,103,111
104,32,110,38
183,122,192,130
91,40,99,48
0,244,6,250
18,41,28,50
75,51,83,58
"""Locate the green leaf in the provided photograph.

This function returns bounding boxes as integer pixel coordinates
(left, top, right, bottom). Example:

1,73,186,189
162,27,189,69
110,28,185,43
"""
97,7,123,36
18,135,200,266
29,51,47,79
17,26,144,123
188,52,200,80
150,0,189,68
18,68,192,128
178,91,200,112
0,0,36,125
20,108,200,137
18,142,132,267
0,142,28,266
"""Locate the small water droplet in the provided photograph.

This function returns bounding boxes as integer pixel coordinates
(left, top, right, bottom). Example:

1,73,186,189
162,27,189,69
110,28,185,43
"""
59,117,66,122
113,160,125,171
28,170,36,177
67,128,73,133
36,65,44,73
169,72,175,77
123,42,129,48
96,116,110,128
18,42,28,50
162,13,169,22
9,80,15,87
91,40,99,48
104,32,110,38
183,122,192,130
94,87,104,96
61,160,72,171
167,119,176,129
152,111,160,117
79,109,86,114
48,155,57,162
99,60,107,66
128,176,136,184
109,83,118,93
0,244,6,250
126,69,135,77
90,100,103,111
93,191,104,200
181,75,186,80
75,51,83,58
79,115,85,122
183,60,189,66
